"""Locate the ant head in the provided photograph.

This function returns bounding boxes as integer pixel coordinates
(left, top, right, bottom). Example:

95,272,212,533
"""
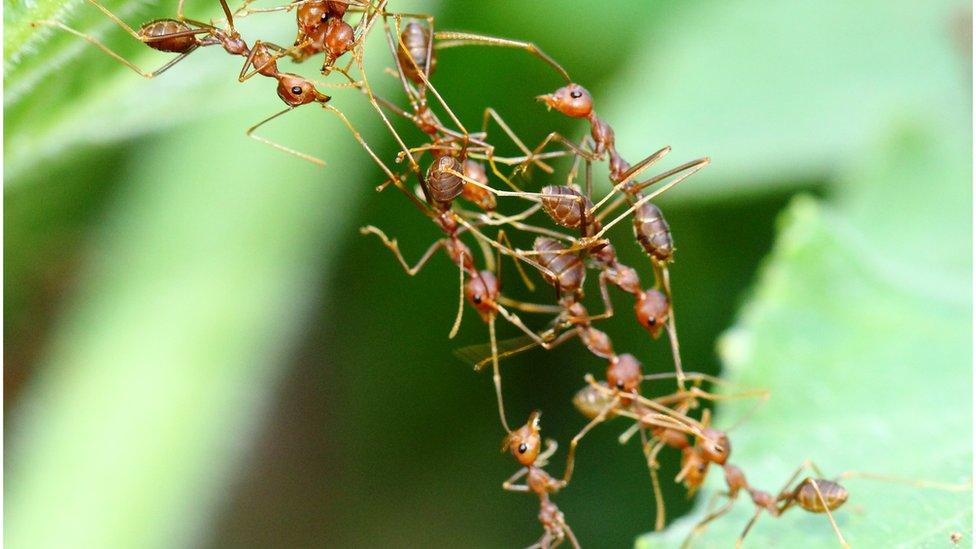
502,411,542,466
698,428,731,464
536,83,593,118
680,446,710,492
464,270,500,321
606,353,642,393
634,288,669,338
276,73,331,107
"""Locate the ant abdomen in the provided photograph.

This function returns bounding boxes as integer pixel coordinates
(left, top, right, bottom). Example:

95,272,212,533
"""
633,201,674,263
426,156,465,205
533,237,585,295
794,479,849,513
398,22,436,84
140,19,198,53
572,382,615,419
540,185,593,230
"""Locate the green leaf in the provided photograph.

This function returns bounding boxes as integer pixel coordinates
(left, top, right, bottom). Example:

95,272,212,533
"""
3,0,299,182
637,124,971,547
599,0,969,201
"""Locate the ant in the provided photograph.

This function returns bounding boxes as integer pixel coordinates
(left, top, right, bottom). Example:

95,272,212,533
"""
31,0,400,170
572,372,768,532
530,88,711,388
501,411,579,549
682,458,971,548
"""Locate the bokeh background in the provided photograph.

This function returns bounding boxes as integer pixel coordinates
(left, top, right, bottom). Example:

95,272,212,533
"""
4,1,972,547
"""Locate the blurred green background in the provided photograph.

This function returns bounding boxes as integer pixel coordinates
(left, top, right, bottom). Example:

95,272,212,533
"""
4,1,971,547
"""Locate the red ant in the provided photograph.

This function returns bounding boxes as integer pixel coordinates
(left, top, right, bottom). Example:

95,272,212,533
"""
501,412,579,549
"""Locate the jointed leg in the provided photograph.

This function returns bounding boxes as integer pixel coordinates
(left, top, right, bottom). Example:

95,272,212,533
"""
247,107,328,166
433,31,572,83
31,19,202,78
640,429,668,531
502,467,530,492
488,315,513,433
561,398,619,484
681,491,738,549
359,226,444,275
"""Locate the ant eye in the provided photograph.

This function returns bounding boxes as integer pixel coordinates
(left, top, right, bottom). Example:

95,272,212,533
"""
291,86,303,95
517,443,527,454
616,381,624,390
321,13,328,19
570,89,582,99
473,294,482,304
647,318,656,326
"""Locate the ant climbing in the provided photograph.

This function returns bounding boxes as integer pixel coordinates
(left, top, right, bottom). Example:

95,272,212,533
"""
572,372,768,532
501,411,579,549
681,459,971,548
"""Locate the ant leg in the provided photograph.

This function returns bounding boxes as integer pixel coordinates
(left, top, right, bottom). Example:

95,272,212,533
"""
537,439,559,463
733,508,765,549
238,40,298,82
31,20,203,78
488,314,513,433
833,472,971,491
447,248,467,339
359,227,444,276
580,158,711,249
656,266,686,389
807,480,850,548
349,50,424,176
587,272,615,321
392,16,471,144
590,145,672,211
502,467,530,492
775,460,824,501
467,328,571,373
562,523,581,549
519,132,597,179
595,157,711,223
681,492,738,548
483,107,554,175
639,429,668,531
452,216,560,282
496,297,563,315
560,397,620,484
494,304,564,351
323,104,432,215
495,228,536,292
247,107,327,166
433,31,571,83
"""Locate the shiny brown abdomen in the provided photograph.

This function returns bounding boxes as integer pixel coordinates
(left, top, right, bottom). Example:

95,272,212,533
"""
540,185,593,230
533,237,585,295
426,156,464,206
794,479,849,513
633,201,673,263
397,22,436,83
139,19,198,53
